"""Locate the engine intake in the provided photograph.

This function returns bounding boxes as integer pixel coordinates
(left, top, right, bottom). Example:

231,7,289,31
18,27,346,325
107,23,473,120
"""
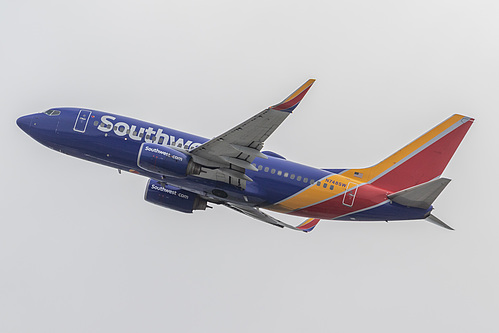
137,143,201,177
144,179,207,213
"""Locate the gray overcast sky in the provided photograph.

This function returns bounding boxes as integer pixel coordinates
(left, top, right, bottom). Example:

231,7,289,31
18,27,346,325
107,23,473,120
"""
1,0,498,332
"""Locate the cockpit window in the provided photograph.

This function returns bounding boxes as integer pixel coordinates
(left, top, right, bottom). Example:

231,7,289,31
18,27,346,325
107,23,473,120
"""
44,109,61,116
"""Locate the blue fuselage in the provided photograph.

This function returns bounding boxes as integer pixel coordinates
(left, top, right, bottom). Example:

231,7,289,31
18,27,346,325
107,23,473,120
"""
17,108,431,222
17,108,327,203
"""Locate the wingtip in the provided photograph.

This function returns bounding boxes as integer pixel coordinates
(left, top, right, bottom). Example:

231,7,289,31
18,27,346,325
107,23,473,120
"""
271,79,316,112
296,218,320,232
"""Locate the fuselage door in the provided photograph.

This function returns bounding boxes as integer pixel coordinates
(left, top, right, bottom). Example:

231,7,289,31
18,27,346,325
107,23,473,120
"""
73,110,92,133
342,182,358,207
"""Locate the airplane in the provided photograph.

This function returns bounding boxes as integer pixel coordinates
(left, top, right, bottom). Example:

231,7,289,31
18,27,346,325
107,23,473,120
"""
16,79,474,232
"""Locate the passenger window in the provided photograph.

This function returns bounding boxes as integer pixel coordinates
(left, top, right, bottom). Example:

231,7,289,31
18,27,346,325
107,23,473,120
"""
290,174,295,179
114,126,118,131
323,183,328,188
284,172,289,178
330,185,334,190
145,135,150,140
317,182,321,186
297,176,302,181
93,120,99,126
303,178,308,183
107,124,112,129
151,136,156,141
133,131,138,136
99,122,105,127
277,170,282,176
139,132,144,138
310,179,315,184
264,167,269,172
258,165,263,170
271,169,276,174
158,137,165,144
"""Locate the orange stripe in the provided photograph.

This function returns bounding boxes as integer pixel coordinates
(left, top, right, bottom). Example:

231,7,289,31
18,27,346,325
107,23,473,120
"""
341,114,468,182
282,79,315,103
270,174,362,214
269,115,470,214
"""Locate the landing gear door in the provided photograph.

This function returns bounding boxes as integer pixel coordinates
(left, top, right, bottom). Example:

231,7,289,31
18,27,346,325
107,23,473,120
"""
342,182,358,207
74,110,92,133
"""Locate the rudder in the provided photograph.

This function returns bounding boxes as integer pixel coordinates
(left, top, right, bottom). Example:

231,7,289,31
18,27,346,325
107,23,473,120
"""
340,114,474,192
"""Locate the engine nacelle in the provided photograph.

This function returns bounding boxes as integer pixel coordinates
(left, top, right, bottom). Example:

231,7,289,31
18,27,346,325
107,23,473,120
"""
144,179,207,213
137,143,201,177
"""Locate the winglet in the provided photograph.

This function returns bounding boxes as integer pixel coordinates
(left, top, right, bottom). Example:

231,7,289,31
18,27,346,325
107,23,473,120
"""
296,218,321,232
271,79,315,112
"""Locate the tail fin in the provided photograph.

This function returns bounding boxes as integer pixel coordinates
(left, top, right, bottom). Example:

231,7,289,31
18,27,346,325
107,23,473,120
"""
341,114,474,192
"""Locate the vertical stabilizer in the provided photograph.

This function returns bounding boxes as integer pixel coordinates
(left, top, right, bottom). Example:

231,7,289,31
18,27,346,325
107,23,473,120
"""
341,115,473,192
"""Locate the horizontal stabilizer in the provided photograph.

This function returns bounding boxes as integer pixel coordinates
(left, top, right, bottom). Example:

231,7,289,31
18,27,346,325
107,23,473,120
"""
388,178,451,209
426,214,454,230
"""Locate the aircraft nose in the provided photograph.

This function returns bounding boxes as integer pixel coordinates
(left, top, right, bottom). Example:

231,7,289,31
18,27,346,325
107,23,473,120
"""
16,115,32,133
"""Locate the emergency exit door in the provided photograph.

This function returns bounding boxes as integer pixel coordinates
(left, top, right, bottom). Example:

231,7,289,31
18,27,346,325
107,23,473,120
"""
73,110,92,133
342,182,358,207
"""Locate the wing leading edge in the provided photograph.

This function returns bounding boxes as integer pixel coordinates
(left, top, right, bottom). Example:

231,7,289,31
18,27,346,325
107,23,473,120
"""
224,203,319,233
189,80,319,232
189,79,315,188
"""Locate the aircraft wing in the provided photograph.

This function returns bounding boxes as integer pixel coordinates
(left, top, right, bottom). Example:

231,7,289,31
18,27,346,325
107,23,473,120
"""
224,203,320,232
189,79,315,186
224,203,304,231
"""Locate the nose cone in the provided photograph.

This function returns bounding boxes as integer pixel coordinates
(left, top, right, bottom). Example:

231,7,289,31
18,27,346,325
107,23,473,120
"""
17,115,32,133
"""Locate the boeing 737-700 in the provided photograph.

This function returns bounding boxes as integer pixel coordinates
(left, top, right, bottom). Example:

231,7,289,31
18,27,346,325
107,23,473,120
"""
17,80,474,231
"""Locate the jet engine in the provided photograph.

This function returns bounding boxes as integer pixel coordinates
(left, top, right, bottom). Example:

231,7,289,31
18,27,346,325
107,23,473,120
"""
144,179,207,213
137,143,201,177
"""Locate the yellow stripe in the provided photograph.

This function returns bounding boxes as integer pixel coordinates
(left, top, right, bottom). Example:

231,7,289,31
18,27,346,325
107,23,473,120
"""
271,174,361,213
298,218,316,228
341,114,466,182
282,79,315,103
269,114,466,214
